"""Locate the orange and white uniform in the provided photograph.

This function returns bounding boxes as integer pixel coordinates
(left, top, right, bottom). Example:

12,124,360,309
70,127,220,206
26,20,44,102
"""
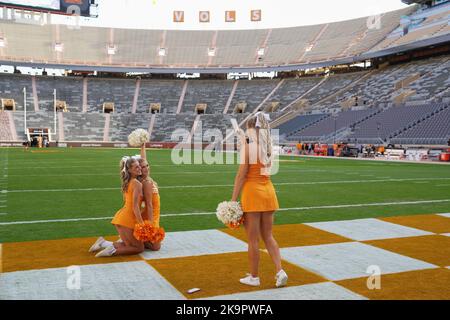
141,178,161,228
240,161,279,213
111,179,143,229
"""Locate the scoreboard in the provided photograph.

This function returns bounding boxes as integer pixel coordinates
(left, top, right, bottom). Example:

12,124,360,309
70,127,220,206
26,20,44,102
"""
0,0,95,17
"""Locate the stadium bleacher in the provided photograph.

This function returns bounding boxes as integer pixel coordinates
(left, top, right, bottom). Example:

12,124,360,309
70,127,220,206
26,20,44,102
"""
35,76,84,112
0,2,449,146
346,103,448,143
182,80,234,114
391,104,450,145
0,6,422,69
370,1,450,51
1,50,449,146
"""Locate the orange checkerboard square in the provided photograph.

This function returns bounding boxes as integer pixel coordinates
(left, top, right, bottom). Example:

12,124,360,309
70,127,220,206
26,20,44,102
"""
380,214,450,234
2,236,142,272
221,224,352,249
147,251,327,299
364,235,450,267
336,268,450,300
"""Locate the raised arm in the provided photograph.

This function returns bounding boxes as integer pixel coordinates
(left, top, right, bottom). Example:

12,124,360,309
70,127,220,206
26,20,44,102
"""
231,143,249,202
142,180,154,223
140,143,147,161
132,180,144,224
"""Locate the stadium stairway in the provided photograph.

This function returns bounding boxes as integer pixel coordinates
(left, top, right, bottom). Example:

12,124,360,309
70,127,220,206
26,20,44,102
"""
82,78,88,113
131,78,141,114
103,113,111,142
222,80,239,114
148,113,157,140
310,70,376,110
0,111,16,141
58,112,65,142
176,81,189,114
31,76,39,112
255,79,285,112
269,77,328,129
279,77,329,113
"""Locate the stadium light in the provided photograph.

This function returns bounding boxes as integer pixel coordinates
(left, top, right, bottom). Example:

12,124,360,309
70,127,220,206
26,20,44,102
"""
158,47,166,56
208,47,216,57
0,37,6,48
54,43,64,53
107,45,117,55
257,47,265,56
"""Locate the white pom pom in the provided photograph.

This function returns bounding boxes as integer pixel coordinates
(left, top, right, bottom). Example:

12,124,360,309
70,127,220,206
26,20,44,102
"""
128,129,150,147
216,201,243,228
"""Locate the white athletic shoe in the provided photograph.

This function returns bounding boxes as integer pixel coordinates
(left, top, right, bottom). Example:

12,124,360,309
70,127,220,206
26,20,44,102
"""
95,245,117,258
239,274,261,287
275,270,288,288
89,237,106,253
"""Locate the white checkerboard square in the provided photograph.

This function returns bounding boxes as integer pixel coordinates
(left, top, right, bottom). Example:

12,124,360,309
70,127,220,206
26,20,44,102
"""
305,218,432,241
280,242,436,281
0,261,185,300
202,282,367,300
140,229,248,260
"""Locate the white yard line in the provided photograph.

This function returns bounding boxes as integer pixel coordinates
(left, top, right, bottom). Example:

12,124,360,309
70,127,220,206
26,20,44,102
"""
5,169,327,177
6,164,239,170
0,150,7,216
3,177,450,193
1,199,449,226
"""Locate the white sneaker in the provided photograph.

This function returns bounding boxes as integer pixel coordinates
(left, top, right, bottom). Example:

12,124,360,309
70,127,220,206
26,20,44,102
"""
95,245,117,258
275,270,288,288
239,274,260,287
89,237,106,252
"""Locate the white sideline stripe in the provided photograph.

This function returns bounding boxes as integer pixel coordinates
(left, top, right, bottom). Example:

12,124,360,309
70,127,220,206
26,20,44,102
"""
6,164,239,170
1,199,449,226
3,177,450,193
5,169,326,177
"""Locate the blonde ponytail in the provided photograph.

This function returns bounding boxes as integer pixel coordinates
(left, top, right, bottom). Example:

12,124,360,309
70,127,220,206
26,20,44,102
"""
120,157,137,193
256,112,273,168
245,112,273,169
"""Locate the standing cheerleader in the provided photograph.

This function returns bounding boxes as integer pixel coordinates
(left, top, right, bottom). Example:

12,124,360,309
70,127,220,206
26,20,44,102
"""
231,112,288,287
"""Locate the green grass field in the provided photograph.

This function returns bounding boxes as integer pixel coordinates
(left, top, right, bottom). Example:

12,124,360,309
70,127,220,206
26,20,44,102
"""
0,147,449,243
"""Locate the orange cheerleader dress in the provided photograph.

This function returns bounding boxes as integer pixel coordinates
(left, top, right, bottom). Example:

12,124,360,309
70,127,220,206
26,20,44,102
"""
240,162,279,213
141,179,161,228
111,179,143,229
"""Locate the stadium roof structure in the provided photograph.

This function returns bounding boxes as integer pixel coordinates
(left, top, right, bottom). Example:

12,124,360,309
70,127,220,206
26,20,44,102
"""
402,0,432,4
0,5,449,73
